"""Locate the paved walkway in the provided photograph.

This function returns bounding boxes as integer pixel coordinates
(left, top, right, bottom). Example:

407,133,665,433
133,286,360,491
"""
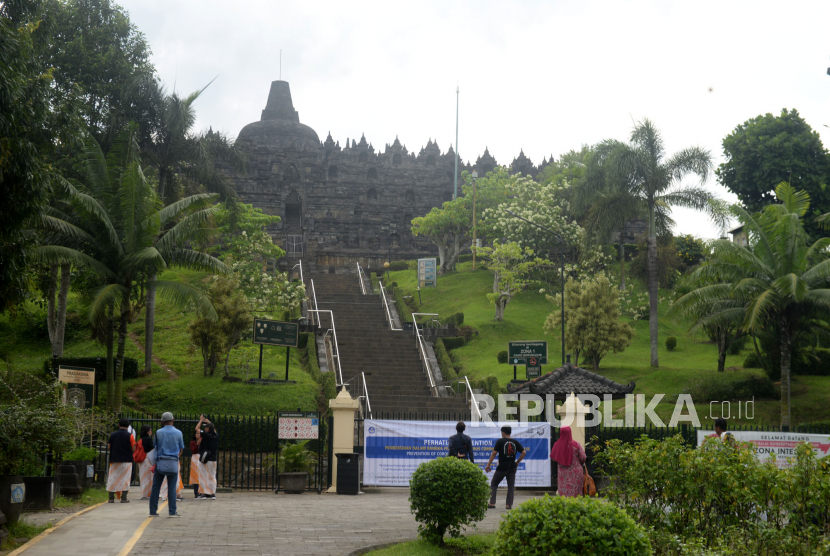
20,487,544,556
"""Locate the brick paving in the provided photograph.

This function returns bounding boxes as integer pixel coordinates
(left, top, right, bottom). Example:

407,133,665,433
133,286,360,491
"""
21,487,543,556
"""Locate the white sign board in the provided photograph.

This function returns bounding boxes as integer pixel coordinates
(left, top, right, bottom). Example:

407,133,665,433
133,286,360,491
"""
697,430,830,469
363,420,551,486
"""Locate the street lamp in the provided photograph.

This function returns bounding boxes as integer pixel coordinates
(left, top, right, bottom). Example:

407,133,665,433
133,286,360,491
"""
471,171,478,270
505,209,566,367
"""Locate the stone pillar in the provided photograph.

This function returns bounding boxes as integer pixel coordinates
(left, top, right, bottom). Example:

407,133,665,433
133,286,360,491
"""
556,392,591,447
327,388,360,493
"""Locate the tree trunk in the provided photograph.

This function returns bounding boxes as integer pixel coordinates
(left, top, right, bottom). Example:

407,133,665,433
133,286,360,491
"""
619,240,626,291
144,273,156,375
114,285,131,413
494,298,505,322
717,328,727,373
54,264,70,358
158,167,168,204
780,316,792,429
106,309,115,411
46,265,58,349
436,242,447,275
453,233,459,271
647,206,659,368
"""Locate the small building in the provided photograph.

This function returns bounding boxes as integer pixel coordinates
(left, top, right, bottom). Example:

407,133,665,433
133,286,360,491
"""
728,225,748,247
508,359,636,400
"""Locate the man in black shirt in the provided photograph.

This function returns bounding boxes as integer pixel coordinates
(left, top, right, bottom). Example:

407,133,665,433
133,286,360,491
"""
447,421,474,462
195,415,219,499
106,418,136,503
484,426,526,510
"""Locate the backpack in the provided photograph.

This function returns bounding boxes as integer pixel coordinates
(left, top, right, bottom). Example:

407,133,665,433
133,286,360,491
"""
133,439,147,463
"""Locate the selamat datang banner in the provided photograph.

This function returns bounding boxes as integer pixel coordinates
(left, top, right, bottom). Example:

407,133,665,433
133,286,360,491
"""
697,430,830,469
363,420,551,486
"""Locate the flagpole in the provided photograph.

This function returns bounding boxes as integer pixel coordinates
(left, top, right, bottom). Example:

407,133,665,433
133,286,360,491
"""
453,86,459,200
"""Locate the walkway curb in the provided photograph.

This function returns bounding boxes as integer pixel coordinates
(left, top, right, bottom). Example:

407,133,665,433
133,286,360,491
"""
6,502,108,556
345,542,401,556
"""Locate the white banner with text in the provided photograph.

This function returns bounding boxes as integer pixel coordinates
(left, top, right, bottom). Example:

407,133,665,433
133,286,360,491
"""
363,420,551,486
697,430,830,469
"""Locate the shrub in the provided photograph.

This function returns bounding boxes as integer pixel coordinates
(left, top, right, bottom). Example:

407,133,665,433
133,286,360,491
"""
434,339,456,381
665,336,677,351
497,350,508,364
680,374,778,402
630,238,681,289
44,357,139,382
675,234,707,270
492,495,651,556
63,447,98,461
389,261,410,271
409,457,489,543
743,352,762,369
445,312,464,327
727,335,747,355
441,336,465,350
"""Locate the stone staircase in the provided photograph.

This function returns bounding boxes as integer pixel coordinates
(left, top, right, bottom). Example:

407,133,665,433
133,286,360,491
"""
306,272,471,417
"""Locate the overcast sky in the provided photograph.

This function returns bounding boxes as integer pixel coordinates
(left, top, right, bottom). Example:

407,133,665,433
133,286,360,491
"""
121,0,830,238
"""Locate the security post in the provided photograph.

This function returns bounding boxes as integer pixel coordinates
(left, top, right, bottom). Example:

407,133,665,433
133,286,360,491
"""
327,388,360,493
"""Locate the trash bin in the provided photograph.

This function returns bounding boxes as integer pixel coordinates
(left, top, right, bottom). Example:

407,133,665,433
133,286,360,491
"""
335,453,360,495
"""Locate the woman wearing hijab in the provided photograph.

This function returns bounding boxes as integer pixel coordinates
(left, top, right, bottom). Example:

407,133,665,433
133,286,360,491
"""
550,426,587,497
138,425,156,500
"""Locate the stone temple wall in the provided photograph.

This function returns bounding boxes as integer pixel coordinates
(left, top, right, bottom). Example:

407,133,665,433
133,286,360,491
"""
228,80,553,272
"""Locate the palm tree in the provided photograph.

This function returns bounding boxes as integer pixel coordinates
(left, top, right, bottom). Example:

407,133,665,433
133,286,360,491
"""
53,126,226,411
141,83,247,375
582,119,727,367
674,183,830,427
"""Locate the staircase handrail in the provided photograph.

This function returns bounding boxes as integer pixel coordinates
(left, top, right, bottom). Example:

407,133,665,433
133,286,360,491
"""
307,309,343,388
357,262,367,295
378,281,402,331
412,312,439,396
309,279,319,326
342,372,372,419
464,376,482,421
361,371,372,419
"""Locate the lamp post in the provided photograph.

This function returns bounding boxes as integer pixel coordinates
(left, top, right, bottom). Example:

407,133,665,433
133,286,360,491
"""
471,171,478,270
505,209,566,367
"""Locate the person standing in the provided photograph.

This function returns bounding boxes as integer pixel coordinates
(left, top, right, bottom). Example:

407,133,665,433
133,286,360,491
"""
550,426,586,497
189,428,202,499
196,415,218,500
485,426,526,510
138,425,155,500
149,412,184,518
107,418,136,503
447,421,475,462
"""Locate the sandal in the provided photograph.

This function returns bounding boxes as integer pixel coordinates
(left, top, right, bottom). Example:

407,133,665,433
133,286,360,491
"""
506,505,512,510
488,504,496,509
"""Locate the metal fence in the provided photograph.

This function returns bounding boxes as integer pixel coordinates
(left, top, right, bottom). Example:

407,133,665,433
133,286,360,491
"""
90,413,327,492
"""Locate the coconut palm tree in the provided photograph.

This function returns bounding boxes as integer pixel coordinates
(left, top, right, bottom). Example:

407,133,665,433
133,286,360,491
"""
582,119,727,367
47,126,226,411
673,183,830,427
141,83,247,375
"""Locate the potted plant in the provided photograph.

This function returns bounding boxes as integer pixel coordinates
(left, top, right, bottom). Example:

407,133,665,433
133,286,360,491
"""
278,442,315,494
60,446,98,493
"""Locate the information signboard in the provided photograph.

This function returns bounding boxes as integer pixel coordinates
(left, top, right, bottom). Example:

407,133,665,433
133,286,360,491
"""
58,366,95,409
418,258,437,288
253,319,299,347
526,356,542,379
508,341,548,365
278,411,320,439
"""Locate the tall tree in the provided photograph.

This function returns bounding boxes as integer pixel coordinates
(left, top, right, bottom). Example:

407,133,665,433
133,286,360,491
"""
583,119,726,367
478,241,550,322
673,183,830,427
716,109,830,238
411,198,470,275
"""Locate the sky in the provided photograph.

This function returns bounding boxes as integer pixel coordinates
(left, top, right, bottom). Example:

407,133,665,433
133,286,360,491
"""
120,0,830,239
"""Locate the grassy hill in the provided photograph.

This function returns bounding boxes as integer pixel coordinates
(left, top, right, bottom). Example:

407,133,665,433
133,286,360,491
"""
0,268,319,415
387,261,830,427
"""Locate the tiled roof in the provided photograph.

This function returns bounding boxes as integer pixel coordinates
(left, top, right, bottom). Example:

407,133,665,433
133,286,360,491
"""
507,362,635,397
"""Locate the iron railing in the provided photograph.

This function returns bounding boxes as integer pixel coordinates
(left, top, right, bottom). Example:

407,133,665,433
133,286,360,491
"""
89,413,327,492
412,312,439,397
357,262,369,295
378,280,402,331
307,308,344,388
343,372,372,419
309,279,319,327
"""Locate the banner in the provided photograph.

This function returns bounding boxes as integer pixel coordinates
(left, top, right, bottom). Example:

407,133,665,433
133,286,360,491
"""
697,430,830,469
364,420,551,486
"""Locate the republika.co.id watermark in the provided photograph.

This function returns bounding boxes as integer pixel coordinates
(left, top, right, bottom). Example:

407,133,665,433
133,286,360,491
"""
468,393,755,427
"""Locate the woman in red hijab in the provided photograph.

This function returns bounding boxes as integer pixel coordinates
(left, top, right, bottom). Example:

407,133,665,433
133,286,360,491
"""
550,426,587,497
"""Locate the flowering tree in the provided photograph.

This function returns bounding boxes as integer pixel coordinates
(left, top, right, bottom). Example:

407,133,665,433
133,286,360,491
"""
216,203,305,316
478,241,550,322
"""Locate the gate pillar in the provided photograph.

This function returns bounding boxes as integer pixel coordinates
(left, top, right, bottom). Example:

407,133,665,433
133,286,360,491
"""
556,392,591,447
327,388,360,493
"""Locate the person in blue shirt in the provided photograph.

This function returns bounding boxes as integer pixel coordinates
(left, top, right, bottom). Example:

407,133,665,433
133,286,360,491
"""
149,412,185,517
447,421,474,462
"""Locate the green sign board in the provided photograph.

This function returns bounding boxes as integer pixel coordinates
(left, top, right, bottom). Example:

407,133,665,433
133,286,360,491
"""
253,319,299,347
526,365,542,379
508,341,548,365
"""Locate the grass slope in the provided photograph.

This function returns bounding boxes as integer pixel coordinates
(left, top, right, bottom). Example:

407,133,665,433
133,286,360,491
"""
388,261,830,427
0,268,319,415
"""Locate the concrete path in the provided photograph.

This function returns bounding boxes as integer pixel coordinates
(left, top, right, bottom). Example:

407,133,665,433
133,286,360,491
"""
20,487,544,556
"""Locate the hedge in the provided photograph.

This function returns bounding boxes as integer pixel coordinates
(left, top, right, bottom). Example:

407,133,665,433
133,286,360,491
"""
391,285,414,323
470,375,501,398
300,332,337,406
444,312,464,327
434,339,457,381
44,356,139,381
442,336,466,350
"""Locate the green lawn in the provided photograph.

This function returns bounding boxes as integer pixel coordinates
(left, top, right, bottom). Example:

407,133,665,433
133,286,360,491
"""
388,261,830,427
0,267,320,415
